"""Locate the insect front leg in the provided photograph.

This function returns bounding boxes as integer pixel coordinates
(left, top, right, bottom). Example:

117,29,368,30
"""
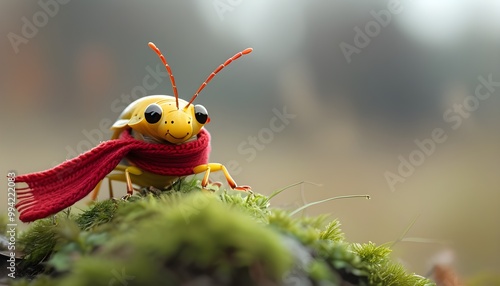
193,163,251,192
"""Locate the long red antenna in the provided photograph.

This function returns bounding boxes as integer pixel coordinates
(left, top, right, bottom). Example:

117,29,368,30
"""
148,42,179,109
185,47,253,108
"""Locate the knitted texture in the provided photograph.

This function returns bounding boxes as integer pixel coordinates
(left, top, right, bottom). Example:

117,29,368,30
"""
15,129,210,222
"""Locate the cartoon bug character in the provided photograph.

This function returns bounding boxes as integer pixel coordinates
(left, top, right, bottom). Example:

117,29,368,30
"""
15,42,252,222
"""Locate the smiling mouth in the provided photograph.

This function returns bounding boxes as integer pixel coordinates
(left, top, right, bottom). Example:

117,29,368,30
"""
165,131,189,140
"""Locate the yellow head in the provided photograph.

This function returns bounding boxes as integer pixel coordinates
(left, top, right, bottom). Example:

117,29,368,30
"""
112,42,252,144
124,96,209,144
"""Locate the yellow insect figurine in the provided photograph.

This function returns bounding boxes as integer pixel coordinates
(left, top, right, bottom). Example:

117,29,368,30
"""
16,42,252,222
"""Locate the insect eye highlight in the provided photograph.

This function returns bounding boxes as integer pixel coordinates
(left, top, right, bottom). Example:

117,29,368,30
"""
194,104,209,124
144,104,162,124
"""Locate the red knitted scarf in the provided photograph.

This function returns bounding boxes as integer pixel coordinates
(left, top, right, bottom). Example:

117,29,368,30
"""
16,128,210,222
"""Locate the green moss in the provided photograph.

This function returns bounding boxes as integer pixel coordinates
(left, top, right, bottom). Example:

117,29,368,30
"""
16,218,58,278
351,242,433,286
0,216,8,235
11,178,434,286
56,193,291,286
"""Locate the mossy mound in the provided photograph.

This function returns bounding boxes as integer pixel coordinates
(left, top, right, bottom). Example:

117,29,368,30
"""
10,179,434,286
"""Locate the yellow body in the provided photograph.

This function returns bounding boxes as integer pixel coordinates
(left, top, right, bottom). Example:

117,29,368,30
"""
91,42,252,200
91,94,213,199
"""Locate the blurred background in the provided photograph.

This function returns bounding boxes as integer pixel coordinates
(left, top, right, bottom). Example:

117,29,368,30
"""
1,0,499,281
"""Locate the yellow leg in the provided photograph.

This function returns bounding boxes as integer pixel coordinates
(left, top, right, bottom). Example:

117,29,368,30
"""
89,165,144,202
90,180,103,201
124,166,143,198
108,177,114,198
193,163,251,192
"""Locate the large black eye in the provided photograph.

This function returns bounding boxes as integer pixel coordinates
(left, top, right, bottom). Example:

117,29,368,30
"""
194,104,209,124
144,104,162,124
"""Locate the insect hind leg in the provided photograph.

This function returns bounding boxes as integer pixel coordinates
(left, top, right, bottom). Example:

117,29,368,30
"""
89,165,143,202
